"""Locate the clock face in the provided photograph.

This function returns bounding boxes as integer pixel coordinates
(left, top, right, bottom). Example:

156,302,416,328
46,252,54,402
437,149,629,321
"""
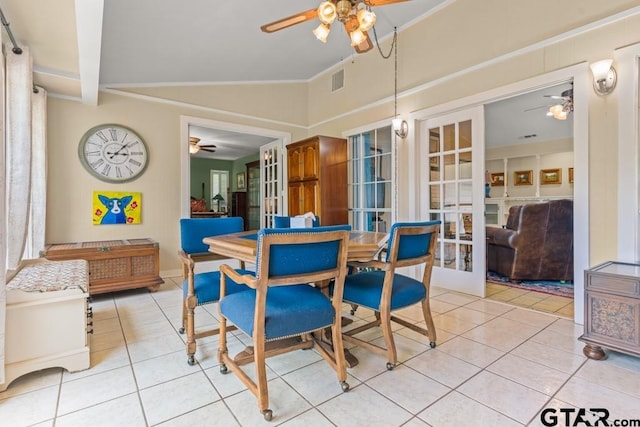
78,124,149,183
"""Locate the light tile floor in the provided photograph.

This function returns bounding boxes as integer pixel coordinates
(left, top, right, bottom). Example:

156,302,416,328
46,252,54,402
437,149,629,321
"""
485,283,574,318
1,277,639,426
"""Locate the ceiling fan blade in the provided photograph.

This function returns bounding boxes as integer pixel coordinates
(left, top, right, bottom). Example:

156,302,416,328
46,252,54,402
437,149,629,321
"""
261,9,318,33
524,105,551,112
198,144,217,148
363,0,410,6
201,148,216,153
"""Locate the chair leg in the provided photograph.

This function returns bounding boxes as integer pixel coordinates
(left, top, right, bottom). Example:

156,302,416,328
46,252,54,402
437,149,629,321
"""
379,307,397,370
421,299,437,348
218,316,229,374
254,337,272,420
330,315,350,392
349,303,358,315
185,295,197,365
179,296,187,334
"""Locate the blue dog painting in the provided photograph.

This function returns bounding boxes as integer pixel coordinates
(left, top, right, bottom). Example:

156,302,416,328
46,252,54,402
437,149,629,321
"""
97,194,133,224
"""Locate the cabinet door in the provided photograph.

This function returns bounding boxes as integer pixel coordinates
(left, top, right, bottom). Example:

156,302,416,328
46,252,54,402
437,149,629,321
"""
287,147,303,182
288,182,303,216
288,180,319,216
301,180,319,214
301,142,319,180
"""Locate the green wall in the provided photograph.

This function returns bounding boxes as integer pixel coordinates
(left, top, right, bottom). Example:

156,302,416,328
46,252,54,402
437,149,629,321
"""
232,153,260,192
190,157,233,210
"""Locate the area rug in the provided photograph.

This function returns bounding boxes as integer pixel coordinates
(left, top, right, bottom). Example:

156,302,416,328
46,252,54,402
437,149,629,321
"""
486,271,574,298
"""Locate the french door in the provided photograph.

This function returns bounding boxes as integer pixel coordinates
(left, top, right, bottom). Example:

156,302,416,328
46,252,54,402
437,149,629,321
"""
421,106,486,297
260,140,284,228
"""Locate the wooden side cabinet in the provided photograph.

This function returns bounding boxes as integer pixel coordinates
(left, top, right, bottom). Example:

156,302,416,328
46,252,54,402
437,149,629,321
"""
42,238,163,295
580,261,640,360
286,135,347,225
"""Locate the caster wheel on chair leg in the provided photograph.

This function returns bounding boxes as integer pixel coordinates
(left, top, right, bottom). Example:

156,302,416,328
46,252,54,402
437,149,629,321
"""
261,409,273,421
430,341,436,348
340,381,350,392
386,362,395,371
187,355,195,366
178,327,185,334
219,364,228,374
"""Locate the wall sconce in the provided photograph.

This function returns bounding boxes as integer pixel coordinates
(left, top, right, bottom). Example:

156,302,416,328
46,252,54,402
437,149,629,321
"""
590,59,617,95
392,118,408,138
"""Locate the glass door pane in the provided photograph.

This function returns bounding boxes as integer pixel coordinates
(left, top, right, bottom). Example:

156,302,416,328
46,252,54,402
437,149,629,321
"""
423,108,485,297
348,126,394,232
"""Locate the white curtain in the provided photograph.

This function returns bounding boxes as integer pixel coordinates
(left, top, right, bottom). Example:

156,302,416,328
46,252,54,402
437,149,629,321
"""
0,33,7,387
5,47,33,270
1,45,44,387
25,87,47,258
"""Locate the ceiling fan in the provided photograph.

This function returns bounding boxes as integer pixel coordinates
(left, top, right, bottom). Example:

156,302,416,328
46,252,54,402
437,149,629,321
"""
261,0,409,54
189,137,216,154
525,88,574,121
543,88,573,120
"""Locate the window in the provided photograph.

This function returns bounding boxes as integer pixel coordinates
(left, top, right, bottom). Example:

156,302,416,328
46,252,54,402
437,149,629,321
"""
348,126,394,232
210,170,229,212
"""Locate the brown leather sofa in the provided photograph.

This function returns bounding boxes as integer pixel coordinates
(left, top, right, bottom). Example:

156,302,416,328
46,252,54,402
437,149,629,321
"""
486,199,573,282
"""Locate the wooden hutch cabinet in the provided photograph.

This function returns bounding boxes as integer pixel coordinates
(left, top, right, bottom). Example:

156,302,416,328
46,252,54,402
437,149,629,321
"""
286,135,347,225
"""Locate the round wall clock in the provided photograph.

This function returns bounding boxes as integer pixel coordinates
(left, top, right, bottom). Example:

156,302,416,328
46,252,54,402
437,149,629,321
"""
78,124,149,183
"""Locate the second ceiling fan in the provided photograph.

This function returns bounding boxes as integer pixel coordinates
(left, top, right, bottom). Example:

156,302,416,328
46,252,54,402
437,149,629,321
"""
189,137,216,154
261,0,409,54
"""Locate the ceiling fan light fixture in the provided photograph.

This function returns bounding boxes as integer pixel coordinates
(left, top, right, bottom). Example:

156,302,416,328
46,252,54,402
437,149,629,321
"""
350,29,366,46
189,144,200,154
317,1,337,24
548,103,569,120
554,110,568,120
313,23,331,43
548,104,563,116
336,0,352,21
357,8,376,31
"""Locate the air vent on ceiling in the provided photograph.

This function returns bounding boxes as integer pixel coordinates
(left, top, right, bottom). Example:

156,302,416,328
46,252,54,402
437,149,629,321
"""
331,69,344,92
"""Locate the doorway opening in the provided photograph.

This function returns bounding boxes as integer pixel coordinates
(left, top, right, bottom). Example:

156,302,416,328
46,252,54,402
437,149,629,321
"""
180,116,290,228
484,82,575,318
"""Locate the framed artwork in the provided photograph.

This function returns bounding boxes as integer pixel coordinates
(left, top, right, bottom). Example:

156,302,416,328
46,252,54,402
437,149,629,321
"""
569,167,574,183
93,190,141,225
490,172,505,186
540,168,562,185
514,170,533,186
236,172,246,190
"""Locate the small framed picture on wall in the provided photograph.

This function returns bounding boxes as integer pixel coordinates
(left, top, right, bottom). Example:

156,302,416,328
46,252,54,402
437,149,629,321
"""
514,170,533,186
236,172,246,190
490,172,505,186
540,168,562,185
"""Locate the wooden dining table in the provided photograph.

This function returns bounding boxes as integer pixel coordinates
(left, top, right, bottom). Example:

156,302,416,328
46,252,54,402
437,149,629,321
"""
203,229,389,265
202,229,390,367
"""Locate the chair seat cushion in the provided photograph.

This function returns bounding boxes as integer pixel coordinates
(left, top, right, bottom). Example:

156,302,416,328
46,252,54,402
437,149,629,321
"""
343,270,426,311
183,269,254,305
219,285,334,340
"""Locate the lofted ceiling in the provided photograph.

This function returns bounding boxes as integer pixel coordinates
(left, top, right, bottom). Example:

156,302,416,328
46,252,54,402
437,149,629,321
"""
0,0,572,158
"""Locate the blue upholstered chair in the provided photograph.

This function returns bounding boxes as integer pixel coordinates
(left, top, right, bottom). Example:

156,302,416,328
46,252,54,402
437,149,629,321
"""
217,225,351,421
178,217,253,365
342,221,440,370
273,215,320,228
